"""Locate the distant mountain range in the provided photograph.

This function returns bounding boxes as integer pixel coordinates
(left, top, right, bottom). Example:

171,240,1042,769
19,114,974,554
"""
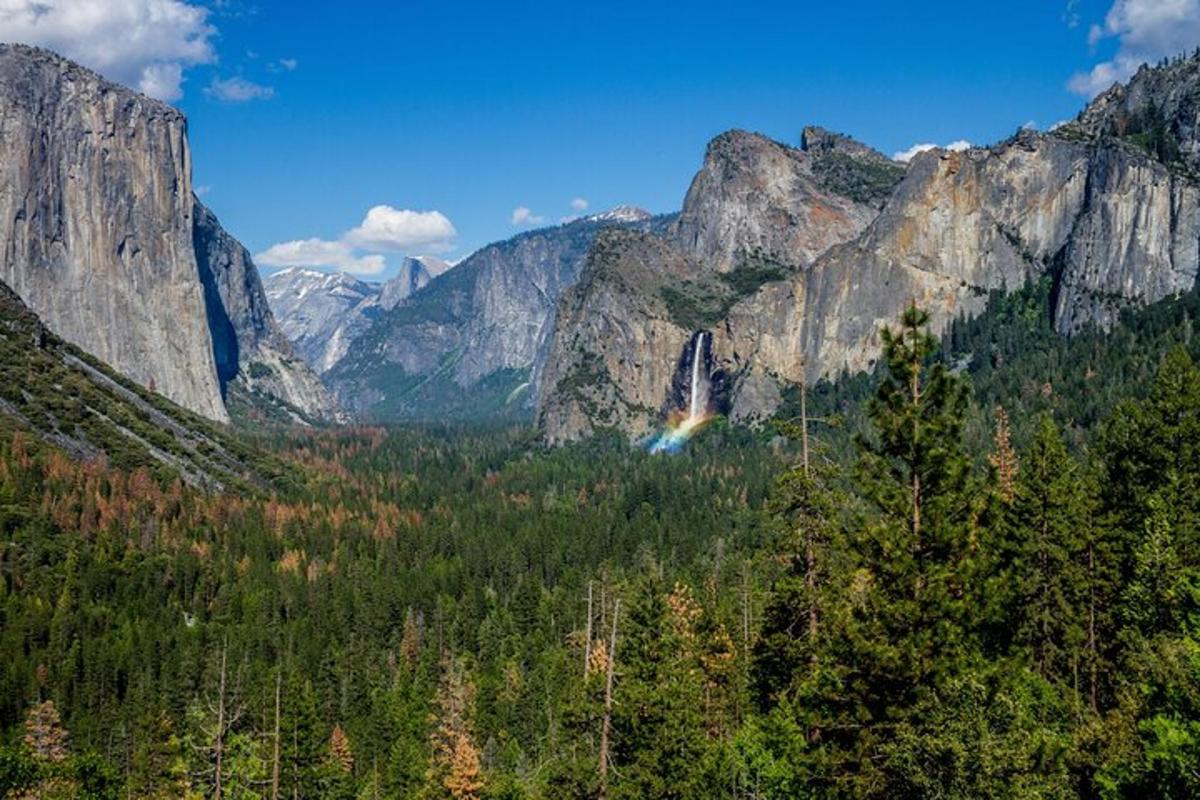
316,207,668,420
2,41,1198,447
263,54,1200,440
262,255,450,374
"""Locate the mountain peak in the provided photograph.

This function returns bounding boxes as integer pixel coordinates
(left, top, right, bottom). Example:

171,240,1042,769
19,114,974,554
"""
1065,49,1200,172
801,125,898,166
585,205,652,224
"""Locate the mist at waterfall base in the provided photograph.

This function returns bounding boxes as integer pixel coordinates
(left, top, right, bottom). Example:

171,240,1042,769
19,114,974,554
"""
648,332,717,454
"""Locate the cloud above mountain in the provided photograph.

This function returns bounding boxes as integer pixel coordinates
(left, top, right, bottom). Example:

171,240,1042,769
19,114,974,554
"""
257,205,457,276
345,206,457,252
256,238,385,276
511,206,545,226
206,75,274,102
893,140,971,163
1069,0,1200,96
0,0,215,101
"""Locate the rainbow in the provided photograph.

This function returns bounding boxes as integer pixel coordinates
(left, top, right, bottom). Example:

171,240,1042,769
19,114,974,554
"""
647,408,716,454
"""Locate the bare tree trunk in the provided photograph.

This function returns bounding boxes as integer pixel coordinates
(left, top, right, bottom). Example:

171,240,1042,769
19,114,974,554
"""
598,599,620,800
1088,544,1099,713
800,361,810,476
584,581,593,677
271,669,282,800
214,641,227,800
599,580,607,634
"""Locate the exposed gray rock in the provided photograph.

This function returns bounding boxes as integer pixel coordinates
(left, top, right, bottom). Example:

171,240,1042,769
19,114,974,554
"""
328,209,666,419
537,230,697,443
0,43,226,420
379,257,435,310
538,129,897,438
671,130,885,272
263,268,383,373
538,53,1200,442
193,203,341,421
0,44,339,423
1067,52,1200,173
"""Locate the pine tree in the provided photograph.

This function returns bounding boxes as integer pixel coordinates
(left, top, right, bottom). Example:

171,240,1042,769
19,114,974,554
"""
854,302,974,687
425,657,483,800
23,700,69,764
1103,347,1200,546
816,303,977,791
129,710,192,799
329,725,354,773
609,576,716,800
1003,417,1090,685
987,406,1018,505
752,466,842,717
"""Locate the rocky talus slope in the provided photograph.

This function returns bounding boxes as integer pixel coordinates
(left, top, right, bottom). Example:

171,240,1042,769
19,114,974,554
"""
0,44,339,424
538,55,1200,442
0,279,296,492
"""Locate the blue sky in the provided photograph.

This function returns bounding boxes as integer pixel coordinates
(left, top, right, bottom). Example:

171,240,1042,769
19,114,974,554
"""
4,0,1199,280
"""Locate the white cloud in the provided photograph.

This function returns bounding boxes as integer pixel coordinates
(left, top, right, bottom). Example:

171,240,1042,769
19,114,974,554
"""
0,0,216,101
205,75,274,102
570,197,589,212
257,205,458,276
892,140,971,163
511,206,545,226
266,56,298,74
1064,0,1082,28
256,238,386,276
1069,0,1200,96
344,206,457,252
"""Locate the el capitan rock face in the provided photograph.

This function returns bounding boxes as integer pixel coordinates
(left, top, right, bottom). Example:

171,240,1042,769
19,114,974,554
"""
0,44,338,423
537,54,1200,442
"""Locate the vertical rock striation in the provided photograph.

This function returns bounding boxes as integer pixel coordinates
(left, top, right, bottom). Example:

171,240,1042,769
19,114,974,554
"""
0,43,226,420
538,53,1200,442
0,44,339,423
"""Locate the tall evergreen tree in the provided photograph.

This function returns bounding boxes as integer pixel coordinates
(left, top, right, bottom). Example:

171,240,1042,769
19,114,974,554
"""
1003,417,1091,686
853,302,975,688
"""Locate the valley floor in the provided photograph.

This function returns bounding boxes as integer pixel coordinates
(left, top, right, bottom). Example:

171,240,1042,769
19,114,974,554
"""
3,287,1200,799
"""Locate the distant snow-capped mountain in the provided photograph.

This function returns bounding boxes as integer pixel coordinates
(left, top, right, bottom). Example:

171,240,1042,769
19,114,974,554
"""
584,205,652,223
263,256,447,374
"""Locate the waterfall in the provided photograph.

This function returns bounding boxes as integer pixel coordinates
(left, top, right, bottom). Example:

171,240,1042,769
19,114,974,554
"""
689,331,707,420
647,330,713,454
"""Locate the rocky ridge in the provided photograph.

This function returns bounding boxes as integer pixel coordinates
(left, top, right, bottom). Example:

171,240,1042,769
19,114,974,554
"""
538,54,1200,442
327,209,667,419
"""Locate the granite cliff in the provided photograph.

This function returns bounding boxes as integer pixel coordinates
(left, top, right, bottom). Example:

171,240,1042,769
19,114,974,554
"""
0,44,338,424
327,208,664,420
538,54,1200,442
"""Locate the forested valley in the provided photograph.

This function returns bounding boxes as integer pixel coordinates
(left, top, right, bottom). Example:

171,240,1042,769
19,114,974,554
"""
3,283,1200,799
